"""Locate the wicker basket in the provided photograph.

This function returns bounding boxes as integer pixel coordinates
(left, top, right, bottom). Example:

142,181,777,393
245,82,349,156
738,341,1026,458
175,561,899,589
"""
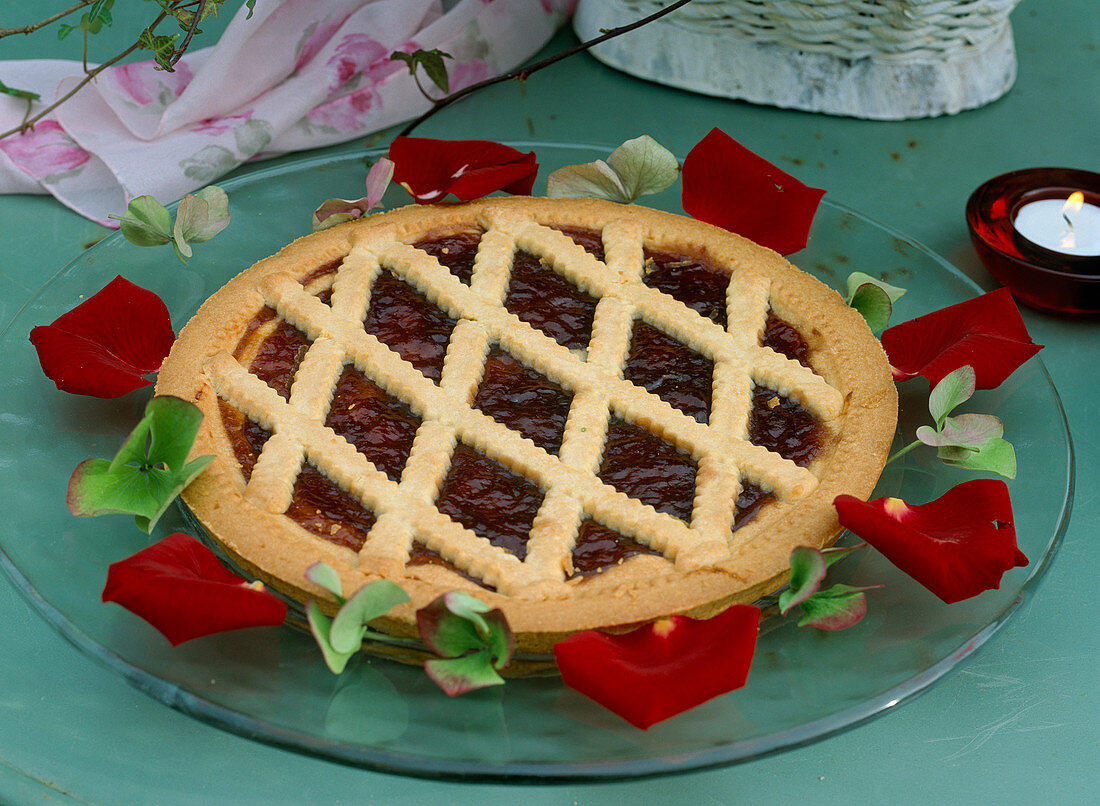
575,0,1023,119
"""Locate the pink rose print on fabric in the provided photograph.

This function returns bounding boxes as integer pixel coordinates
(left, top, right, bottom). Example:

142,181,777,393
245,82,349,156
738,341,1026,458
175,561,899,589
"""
307,87,380,134
191,111,255,136
0,120,90,181
293,19,344,74
110,60,194,109
327,34,389,91
540,0,577,14
448,59,495,92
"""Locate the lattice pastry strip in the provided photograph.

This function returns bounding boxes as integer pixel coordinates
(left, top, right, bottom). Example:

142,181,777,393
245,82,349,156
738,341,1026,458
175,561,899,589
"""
491,215,844,419
364,234,821,489
524,219,679,579
360,227,520,584
203,207,849,596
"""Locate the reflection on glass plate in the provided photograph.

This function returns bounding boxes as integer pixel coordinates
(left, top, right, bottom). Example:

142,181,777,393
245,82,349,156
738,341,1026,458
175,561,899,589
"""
0,146,1072,781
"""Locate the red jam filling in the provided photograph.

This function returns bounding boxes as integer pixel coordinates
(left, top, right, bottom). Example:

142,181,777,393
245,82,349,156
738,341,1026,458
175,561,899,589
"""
414,231,482,285
219,401,270,481
762,311,811,366
555,226,606,261
363,270,455,383
300,257,344,288
434,445,543,561
734,482,772,529
225,231,824,579
598,417,697,523
286,463,376,552
504,251,598,351
473,347,572,455
643,249,730,327
324,366,421,482
624,321,713,423
236,314,311,400
748,385,820,467
569,519,661,578
406,544,489,588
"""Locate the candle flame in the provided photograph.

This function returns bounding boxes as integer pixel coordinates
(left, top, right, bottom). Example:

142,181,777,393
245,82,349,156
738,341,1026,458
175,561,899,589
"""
1064,191,1085,214
1060,192,1085,250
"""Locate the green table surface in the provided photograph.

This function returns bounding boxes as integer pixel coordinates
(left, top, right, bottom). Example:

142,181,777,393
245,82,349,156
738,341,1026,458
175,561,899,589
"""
1,2,1096,803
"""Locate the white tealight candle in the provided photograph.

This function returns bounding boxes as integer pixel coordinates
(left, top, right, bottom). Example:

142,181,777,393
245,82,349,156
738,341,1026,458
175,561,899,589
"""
1013,192,1100,256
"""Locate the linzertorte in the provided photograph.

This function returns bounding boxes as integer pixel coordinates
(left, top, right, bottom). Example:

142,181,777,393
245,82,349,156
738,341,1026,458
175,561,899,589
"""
155,196,898,654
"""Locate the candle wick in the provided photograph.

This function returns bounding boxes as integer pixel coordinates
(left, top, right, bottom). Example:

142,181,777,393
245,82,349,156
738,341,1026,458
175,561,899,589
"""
1059,209,1078,250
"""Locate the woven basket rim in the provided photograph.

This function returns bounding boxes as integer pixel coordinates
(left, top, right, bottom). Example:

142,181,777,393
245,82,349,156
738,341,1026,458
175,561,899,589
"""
614,0,1021,61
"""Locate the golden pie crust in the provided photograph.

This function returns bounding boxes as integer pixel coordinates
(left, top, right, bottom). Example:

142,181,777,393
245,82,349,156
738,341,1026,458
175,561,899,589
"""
155,196,898,654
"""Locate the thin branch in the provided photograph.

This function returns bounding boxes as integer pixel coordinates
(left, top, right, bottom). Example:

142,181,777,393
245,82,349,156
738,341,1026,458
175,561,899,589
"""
0,10,170,140
397,0,696,137
0,0,97,38
170,0,207,67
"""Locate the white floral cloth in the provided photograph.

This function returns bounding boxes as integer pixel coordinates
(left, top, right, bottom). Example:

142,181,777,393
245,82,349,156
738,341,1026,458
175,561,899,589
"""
0,0,574,224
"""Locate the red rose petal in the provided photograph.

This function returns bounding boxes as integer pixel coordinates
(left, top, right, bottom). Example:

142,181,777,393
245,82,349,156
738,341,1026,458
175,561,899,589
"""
389,136,538,204
681,127,826,255
834,480,1028,605
29,275,175,397
102,533,287,645
880,288,1041,390
553,604,759,729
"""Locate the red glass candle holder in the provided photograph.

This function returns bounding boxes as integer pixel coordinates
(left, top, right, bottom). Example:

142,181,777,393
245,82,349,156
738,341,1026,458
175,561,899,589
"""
966,167,1100,316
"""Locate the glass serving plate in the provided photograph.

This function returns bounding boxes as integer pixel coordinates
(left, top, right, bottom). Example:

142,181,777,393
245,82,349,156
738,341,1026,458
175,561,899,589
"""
0,146,1072,781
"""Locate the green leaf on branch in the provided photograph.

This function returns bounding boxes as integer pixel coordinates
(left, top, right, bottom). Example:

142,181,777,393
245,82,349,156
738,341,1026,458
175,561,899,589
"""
821,543,866,567
112,195,174,247
0,80,41,102
775,544,873,630
917,412,1003,449
138,28,180,71
171,0,223,30
849,284,892,333
425,652,506,695
547,160,626,202
307,600,357,674
779,543,869,623
845,272,906,305
391,49,453,94
311,157,394,230
58,0,115,40
67,396,213,533
606,135,681,201
547,135,679,204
